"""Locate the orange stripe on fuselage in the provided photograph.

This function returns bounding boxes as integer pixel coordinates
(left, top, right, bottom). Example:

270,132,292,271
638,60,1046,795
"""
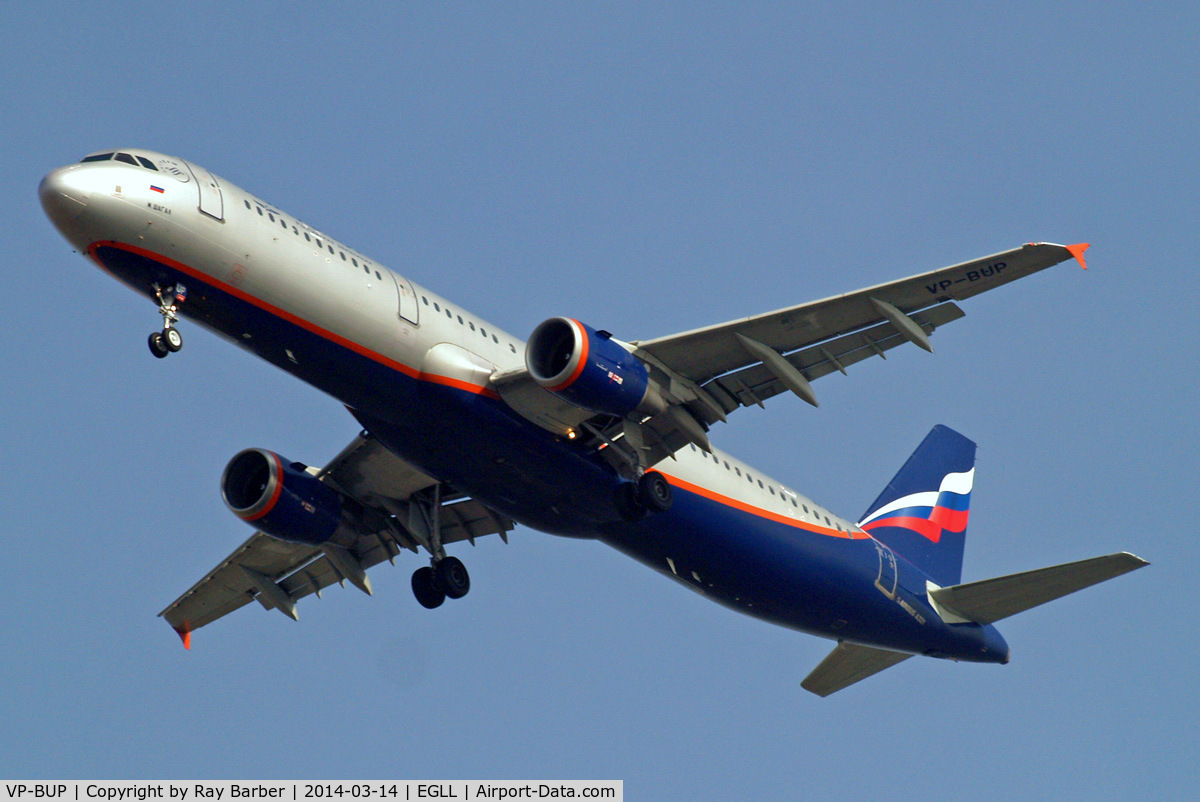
652,470,869,540
89,241,501,399
96,241,854,537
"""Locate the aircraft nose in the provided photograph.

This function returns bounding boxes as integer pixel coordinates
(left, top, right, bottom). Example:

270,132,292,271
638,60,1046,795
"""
39,165,90,225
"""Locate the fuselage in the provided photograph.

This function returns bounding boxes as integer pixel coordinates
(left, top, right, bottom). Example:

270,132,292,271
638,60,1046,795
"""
40,149,1009,663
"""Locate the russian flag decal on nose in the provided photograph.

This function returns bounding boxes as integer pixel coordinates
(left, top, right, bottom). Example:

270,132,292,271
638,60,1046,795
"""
150,185,165,193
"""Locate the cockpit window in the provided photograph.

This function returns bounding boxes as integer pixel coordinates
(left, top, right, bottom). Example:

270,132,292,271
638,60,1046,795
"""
114,153,138,166
81,153,114,163
136,156,158,170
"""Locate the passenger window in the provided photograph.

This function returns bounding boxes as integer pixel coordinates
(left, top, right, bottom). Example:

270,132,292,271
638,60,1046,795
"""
492,334,499,343
244,200,251,209
137,156,157,170
433,302,440,311
446,309,452,318
375,271,382,279
268,213,275,222
480,327,487,337
352,258,358,267
735,468,741,476
304,233,311,242
509,344,516,353
469,322,475,331
257,207,263,216
281,218,287,228
114,153,137,165
340,252,346,261
457,315,464,324
328,245,334,254
81,153,113,162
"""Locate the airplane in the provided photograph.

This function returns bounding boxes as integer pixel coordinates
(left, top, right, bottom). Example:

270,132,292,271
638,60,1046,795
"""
39,149,1147,696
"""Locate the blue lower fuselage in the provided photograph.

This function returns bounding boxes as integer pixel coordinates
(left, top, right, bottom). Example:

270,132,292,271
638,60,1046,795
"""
91,240,1009,664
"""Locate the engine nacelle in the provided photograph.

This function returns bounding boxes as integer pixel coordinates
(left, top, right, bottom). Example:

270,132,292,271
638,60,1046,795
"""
526,317,663,418
221,448,348,545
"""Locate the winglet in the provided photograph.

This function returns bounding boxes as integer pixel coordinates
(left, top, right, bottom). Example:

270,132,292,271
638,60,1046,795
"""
1065,243,1089,270
174,626,192,650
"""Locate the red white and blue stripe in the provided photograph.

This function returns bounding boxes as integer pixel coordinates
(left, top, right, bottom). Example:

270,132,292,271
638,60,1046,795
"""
858,468,973,543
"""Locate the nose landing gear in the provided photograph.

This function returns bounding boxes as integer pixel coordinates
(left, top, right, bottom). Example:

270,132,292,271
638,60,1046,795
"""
147,283,186,359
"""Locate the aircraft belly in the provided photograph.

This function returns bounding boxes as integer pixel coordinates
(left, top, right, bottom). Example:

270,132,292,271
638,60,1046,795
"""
92,240,625,537
88,243,1005,660
597,484,987,656
352,394,620,537
94,240,987,655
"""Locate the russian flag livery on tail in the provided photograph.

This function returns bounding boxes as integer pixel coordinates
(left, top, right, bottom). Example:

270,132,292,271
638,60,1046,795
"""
859,425,975,587
39,150,1146,696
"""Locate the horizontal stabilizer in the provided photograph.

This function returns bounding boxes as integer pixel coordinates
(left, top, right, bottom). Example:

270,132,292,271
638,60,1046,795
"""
801,642,912,697
927,552,1148,625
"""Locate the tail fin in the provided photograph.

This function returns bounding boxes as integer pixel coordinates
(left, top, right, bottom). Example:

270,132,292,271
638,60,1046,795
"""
858,425,976,587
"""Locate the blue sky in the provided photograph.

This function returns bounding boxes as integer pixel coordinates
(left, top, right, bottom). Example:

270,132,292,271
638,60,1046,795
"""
2,3,1196,798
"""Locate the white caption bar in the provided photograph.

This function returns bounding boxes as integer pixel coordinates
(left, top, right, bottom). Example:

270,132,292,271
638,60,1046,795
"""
0,783,622,802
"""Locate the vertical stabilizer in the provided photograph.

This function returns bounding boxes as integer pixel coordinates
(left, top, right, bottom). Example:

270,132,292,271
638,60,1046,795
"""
858,425,976,586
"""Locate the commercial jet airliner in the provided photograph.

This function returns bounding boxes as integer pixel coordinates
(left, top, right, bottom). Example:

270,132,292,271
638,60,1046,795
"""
39,149,1146,695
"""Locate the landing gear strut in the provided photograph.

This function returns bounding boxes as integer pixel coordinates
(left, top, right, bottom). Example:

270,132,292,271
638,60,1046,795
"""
147,283,186,359
403,483,472,609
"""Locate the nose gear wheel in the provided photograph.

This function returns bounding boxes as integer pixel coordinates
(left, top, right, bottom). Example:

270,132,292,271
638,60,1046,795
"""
148,283,186,358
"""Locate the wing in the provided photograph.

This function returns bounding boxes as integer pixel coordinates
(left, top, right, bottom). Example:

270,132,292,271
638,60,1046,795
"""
158,434,513,645
637,242,1088,418
493,243,1086,467
926,552,1148,626
801,641,913,697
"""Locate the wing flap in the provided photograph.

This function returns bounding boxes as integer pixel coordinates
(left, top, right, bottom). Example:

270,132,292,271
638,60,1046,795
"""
801,641,913,697
159,533,321,633
927,552,1149,625
704,302,964,414
638,242,1080,385
159,435,514,642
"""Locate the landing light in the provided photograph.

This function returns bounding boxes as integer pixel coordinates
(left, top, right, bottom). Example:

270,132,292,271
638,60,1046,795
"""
566,429,577,440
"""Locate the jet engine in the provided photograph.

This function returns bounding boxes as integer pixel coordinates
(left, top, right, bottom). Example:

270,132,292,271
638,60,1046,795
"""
221,448,353,545
526,317,665,418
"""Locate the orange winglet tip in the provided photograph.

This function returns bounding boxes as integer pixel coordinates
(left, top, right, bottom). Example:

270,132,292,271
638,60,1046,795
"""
174,627,192,650
1065,242,1089,270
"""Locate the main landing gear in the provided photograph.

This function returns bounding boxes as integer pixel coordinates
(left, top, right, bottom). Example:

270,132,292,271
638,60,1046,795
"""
615,471,673,522
411,556,471,609
401,484,472,609
147,283,186,359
